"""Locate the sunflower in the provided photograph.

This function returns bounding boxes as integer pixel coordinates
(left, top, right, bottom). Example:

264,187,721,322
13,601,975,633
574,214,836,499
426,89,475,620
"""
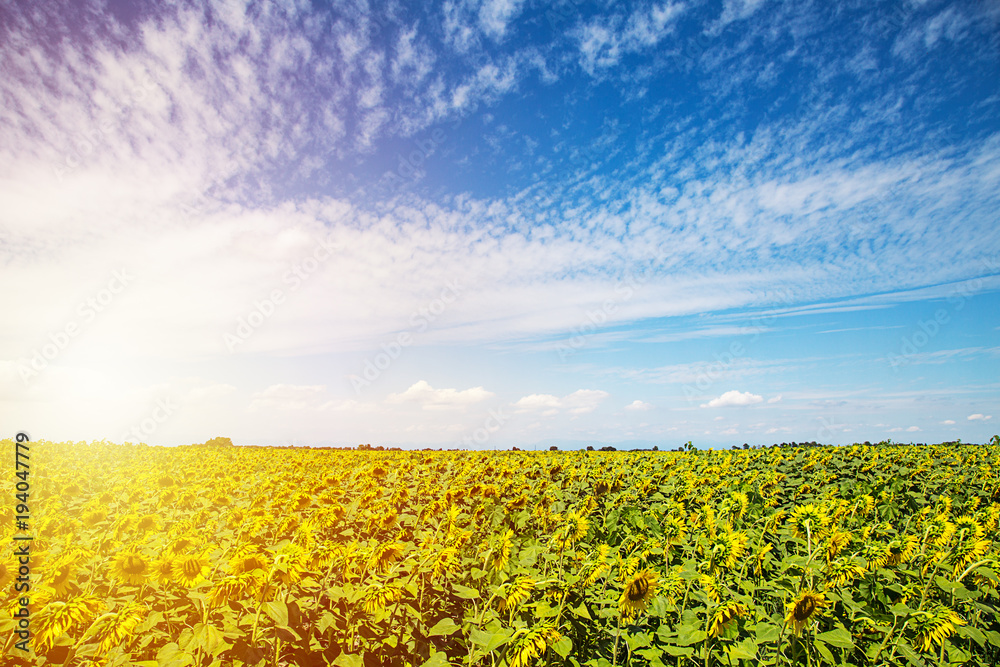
501,576,536,612
709,600,747,637
726,491,750,522
949,535,992,577
152,555,176,586
788,504,829,541
785,590,827,635
507,623,562,667
111,550,150,586
886,535,919,566
310,541,340,570
826,558,867,587
754,543,774,576
34,595,103,651
362,581,402,614
911,605,964,652
431,546,459,580
619,569,658,618
861,542,891,571
708,528,749,573
489,529,515,572
657,567,685,603
207,571,264,608
171,553,211,587
136,514,160,533
661,515,687,546
699,574,721,603
168,533,198,555
48,551,86,596
822,530,852,563
368,541,404,574
84,602,147,656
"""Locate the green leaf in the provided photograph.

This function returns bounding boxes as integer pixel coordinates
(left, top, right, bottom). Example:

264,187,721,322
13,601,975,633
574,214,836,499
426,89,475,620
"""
755,622,782,644
571,602,592,619
727,638,757,661
552,636,573,659
333,655,365,667
156,642,194,667
635,647,666,666
814,640,836,664
470,627,512,651
189,623,226,655
675,624,707,646
661,645,694,657
419,652,452,667
263,600,288,628
896,642,927,667
625,632,651,651
317,611,337,634
815,627,854,649
451,583,480,599
944,640,969,664
427,618,461,637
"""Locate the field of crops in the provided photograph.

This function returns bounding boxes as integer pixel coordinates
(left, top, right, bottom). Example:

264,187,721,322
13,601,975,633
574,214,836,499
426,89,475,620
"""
2,439,999,667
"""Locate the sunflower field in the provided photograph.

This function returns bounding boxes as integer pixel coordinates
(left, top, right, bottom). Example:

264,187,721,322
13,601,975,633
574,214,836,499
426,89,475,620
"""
2,439,999,667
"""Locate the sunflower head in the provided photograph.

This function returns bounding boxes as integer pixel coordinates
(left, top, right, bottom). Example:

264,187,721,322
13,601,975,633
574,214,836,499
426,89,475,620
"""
368,541,404,573
788,504,829,541
786,590,827,635
34,595,103,652
507,623,562,667
661,515,687,546
207,571,264,608
111,549,150,586
709,600,748,637
501,576,536,612
886,535,919,566
84,602,147,656
619,569,657,618
171,553,211,587
911,605,964,652
826,557,867,588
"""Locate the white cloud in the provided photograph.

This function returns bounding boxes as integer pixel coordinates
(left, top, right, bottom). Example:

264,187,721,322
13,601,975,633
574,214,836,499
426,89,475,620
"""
385,380,494,410
940,419,956,424
967,413,993,421
701,390,763,408
478,0,526,40
708,0,767,35
575,3,685,74
562,389,611,415
513,389,609,416
624,399,652,411
906,426,921,432
767,395,782,403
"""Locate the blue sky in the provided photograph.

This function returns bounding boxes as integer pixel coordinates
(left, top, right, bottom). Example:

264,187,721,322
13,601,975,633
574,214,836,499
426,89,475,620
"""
1,0,998,448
